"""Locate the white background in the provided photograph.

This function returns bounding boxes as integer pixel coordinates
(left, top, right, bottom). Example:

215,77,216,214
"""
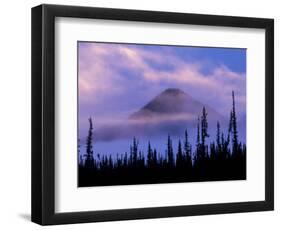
56,18,265,212
0,0,278,229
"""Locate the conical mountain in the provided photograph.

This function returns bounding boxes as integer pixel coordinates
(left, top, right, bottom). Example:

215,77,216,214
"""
95,88,226,142
129,88,224,123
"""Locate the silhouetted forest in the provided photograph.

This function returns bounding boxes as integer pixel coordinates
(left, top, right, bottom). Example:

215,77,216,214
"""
78,91,246,187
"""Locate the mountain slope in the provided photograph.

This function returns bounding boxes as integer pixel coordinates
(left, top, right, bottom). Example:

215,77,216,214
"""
129,88,224,123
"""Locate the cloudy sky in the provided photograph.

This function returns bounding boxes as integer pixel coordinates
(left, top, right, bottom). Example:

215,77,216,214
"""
78,41,246,156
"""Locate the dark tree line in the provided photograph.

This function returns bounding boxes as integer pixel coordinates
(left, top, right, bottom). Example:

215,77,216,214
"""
79,91,246,187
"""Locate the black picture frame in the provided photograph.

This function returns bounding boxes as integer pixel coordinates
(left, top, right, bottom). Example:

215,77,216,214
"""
31,4,274,225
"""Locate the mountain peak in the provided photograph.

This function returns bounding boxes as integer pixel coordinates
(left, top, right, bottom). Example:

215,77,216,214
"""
129,88,201,119
129,88,225,123
162,88,185,96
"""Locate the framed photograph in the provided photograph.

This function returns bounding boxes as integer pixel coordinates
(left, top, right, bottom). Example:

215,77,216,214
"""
31,4,274,225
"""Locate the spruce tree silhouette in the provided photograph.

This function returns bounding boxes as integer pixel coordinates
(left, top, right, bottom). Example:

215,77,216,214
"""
147,141,153,168
167,134,174,168
201,106,209,156
231,91,239,155
176,140,184,168
84,117,94,169
195,116,201,158
216,122,221,154
184,129,192,170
